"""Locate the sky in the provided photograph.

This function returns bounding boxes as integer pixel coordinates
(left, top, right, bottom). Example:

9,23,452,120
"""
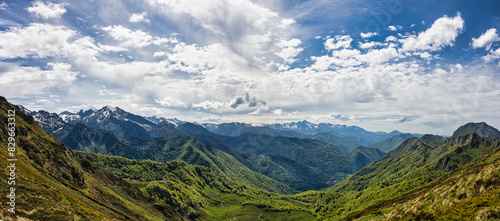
1,0,500,135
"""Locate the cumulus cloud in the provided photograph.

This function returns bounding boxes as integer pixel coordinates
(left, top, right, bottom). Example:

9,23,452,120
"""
155,97,187,108
358,41,386,49
387,25,402,31
324,35,353,50
102,25,176,48
401,13,464,52
0,23,115,62
139,107,163,117
385,36,398,42
472,28,500,50
483,47,500,63
0,62,78,97
0,23,76,59
27,1,68,19
273,108,283,115
192,100,226,110
360,32,378,38
275,38,303,68
129,12,150,24
145,0,301,69
229,93,266,109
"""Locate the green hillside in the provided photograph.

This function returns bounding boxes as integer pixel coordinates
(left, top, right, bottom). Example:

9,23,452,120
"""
344,139,500,220
367,133,415,153
317,132,499,220
452,122,500,140
80,152,316,220
54,123,294,194
348,146,386,168
224,133,359,191
0,96,182,220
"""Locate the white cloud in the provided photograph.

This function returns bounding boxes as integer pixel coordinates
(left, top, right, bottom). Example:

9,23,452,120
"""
192,100,227,110
359,41,386,49
472,28,500,50
483,47,500,63
0,62,78,97
98,86,118,96
385,36,398,42
27,1,68,19
139,107,164,116
324,35,353,50
273,108,283,115
155,97,187,108
35,98,59,106
145,0,301,69
249,106,270,115
387,25,402,31
0,23,108,62
102,25,176,48
360,32,378,38
97,43,128,52
153,51,167,57
402,13,464,52
360,47,400,64
0,23,75,59
275,38,303,69
129,12,150,24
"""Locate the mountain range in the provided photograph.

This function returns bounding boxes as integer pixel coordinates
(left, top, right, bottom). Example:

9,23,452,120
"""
25,105,405,192
5,98,499,220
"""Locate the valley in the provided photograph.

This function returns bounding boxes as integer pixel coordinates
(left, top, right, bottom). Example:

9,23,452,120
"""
2,97,499,220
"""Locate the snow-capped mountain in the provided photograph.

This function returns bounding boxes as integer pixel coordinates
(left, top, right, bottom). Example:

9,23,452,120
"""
146,116,185,126
57,106,165,139
30,110,68,134
267,120,364,135
266,120,398,143
17,105,33,115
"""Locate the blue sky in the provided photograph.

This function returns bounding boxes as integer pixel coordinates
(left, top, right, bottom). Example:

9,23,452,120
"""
1,0,500,134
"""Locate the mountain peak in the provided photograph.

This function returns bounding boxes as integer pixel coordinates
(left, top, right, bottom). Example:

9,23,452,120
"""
452,122,500,140
17,105,33,115
101,105,119,112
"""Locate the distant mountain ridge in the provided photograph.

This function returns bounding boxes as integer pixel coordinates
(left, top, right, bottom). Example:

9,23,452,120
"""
367,133,416,153
202,120,420,151
267,120,388,142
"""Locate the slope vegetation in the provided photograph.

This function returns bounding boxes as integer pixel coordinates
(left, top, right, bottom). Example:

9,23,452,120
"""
80,152,316,220
52,122,294,194
273,126,500,220
0,96,181,220
345,139,500,220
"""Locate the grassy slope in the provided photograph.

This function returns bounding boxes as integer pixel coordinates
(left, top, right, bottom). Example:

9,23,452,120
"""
367,133,415,153
81,152,316,220
345,140,500,220
223,133,358,191
300,133,498,220
57,124,294,194
0,96,181,220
